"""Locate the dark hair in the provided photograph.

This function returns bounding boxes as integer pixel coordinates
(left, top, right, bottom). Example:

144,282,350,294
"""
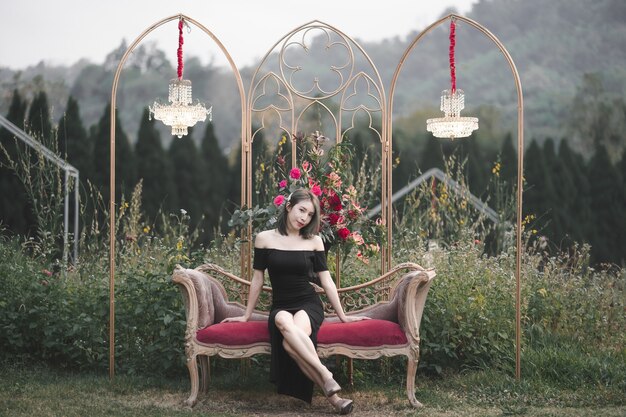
276,188,320,238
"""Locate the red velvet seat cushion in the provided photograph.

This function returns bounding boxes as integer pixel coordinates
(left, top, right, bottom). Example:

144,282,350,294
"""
196,319,407,347
318,319,408,347
196,321,270,346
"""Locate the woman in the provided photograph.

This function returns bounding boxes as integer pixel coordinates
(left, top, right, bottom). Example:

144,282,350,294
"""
223,188,367,415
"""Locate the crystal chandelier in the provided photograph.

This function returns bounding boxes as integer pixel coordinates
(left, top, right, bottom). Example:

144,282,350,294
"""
427,18,478,139
150,18,211,138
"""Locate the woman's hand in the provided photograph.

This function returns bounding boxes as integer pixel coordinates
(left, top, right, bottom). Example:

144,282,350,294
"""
340,315,371,323
221,316,248,323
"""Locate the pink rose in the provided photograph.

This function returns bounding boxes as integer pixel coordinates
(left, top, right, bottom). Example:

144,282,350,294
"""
337,227,350,240
311,184,322,196
279,180,287,189
289,168,301,180
273,195,285,206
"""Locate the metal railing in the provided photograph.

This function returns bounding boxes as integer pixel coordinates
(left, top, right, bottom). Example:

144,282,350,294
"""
0,114,79,264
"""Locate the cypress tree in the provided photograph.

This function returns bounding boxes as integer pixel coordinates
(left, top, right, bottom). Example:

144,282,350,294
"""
228,140,243,209
619,149,626,264
199,121,229,241
523,139,555,239
558,139,591,245
419,136,444,172
500,133,518,189
135,108,176,222
0,89,31,235
587,143,622,264
91,103,136,206
168,131,204,230
57,96,91,184
26,90,53,142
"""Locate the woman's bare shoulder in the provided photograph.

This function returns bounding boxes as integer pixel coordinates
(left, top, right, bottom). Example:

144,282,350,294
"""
311,235,325,251
254,230,276,248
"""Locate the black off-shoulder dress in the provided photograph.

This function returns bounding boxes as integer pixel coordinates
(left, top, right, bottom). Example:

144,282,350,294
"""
253,247,328,403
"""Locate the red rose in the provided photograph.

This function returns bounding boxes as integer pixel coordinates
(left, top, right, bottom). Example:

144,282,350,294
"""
328,213,340,225
337,227,350,240
329,194,342,211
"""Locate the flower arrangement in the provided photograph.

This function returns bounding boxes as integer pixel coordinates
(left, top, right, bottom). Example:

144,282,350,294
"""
229,131,385,264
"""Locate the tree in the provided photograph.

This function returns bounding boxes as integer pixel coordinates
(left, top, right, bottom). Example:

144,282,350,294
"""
0,89,31,235
168,130,205,231
90,103,136,207
199,122,230,241
558,139,591,245
135,108,176,222
57,96,92,184
499,133,518,189
522,139,556,239
586,143,623,264
26,90,53,142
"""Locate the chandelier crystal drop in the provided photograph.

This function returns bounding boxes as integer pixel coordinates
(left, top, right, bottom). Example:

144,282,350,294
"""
149,17,211,138
426,18,478,140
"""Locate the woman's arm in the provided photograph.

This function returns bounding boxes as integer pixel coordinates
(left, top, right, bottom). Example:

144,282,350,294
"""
318,270,369,323
221,269,264,322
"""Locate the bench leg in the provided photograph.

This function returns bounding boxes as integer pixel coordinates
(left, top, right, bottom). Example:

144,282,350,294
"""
406,356,424,408
185,353,200,407
199,356,210,394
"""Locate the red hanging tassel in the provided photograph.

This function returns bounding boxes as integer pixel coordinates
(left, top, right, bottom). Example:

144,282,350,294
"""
177,18,184,80
449,19,456,93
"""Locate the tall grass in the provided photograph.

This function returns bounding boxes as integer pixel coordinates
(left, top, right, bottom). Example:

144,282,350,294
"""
0,143,624,398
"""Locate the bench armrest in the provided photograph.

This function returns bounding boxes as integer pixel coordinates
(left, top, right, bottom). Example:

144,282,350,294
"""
398,269,436,345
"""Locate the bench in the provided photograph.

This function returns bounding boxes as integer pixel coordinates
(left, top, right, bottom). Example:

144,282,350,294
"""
172,262,436,407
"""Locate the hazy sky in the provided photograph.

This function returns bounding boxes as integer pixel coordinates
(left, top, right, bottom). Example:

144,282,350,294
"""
1,0,477,70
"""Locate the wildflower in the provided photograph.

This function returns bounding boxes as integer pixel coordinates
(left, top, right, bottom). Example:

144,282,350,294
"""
492,162,501,177
356,250,370,264
176,240,183,251
143,226,150,233
350,232,364,246
273,195,285,206
260,162,266,172
289,167,301,180
180,209,187,215
328,172,342,188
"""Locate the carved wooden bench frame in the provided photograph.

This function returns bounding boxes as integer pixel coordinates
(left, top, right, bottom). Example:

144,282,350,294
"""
172,262,435,407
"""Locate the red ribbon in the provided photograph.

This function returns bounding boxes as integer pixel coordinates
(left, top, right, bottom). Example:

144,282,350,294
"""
449,19,456,93
177,18,184,80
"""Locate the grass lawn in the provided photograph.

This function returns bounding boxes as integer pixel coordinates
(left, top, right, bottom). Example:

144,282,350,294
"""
1,361,624,417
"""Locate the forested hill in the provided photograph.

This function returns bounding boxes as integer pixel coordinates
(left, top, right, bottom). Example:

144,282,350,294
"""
1,0,625,155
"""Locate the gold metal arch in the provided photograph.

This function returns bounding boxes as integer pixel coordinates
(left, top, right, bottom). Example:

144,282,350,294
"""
387,13,525,380
108,14,246,379
243,20,390,282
